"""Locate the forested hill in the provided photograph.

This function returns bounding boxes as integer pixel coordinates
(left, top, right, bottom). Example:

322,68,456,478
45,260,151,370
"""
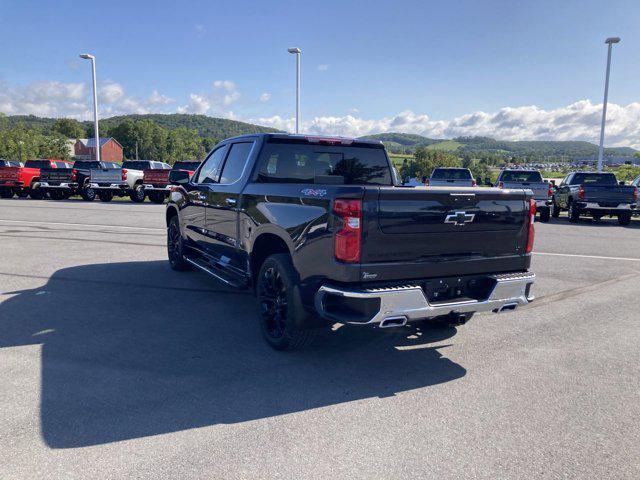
3,114,280,139
360,132,637,159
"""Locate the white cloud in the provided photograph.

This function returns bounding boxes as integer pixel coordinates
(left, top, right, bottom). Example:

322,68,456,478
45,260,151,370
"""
251,101,640,149
195,24,206,37
317,64,329,71
177,93,210,114
100,82,125,103
149,90,173,105
2,81,640,149
0,80,171,119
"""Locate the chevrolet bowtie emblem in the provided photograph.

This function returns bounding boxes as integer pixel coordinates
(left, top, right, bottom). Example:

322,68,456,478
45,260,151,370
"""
445,211,475,226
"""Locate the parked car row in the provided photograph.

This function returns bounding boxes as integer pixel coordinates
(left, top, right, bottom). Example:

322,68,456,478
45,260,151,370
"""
413,167,638,225
0,158,202,203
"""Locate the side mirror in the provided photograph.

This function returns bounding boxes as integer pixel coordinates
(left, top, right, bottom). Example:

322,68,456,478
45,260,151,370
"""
169,169,190,185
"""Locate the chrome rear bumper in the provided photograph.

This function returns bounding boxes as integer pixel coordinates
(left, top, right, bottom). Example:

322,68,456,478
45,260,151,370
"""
143,184,170,191
89,183,128,190
315,272,535,326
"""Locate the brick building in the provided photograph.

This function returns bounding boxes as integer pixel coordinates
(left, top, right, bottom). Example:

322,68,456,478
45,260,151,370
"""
74,137,123,162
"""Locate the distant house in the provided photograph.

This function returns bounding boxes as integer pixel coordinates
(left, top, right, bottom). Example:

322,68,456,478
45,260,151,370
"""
74,137,123,162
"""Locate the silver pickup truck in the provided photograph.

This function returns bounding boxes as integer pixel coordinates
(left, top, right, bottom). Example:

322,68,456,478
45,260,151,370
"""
496,169,552,222
89,166,128,202
427,167,476,187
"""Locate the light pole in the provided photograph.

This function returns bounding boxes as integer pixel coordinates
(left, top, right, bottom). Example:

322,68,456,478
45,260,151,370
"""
79,53,100,162
287,47,301,134
597,37,620,172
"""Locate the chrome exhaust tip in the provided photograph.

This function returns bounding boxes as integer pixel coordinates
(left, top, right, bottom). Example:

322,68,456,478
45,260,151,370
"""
495,303,518,313
379,315,408,328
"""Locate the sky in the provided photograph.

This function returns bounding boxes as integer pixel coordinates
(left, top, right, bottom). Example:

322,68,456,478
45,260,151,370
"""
1,0,640,146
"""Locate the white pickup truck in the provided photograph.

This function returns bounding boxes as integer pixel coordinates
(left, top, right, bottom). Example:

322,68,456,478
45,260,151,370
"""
496,169,553,222
427,167,477,187
89,160,170,202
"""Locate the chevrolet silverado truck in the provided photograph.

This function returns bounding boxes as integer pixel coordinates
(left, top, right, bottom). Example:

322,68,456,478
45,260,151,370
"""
496,169,553,222
117,160,171,203
0,159,71,199
427,167,477,187
166,134,536,350
40,160,120,201
143,161,200,204
552,171,637,225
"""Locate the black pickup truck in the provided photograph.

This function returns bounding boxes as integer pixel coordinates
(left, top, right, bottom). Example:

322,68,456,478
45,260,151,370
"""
40,160,121,201
166,134,536,350
551,171,637,225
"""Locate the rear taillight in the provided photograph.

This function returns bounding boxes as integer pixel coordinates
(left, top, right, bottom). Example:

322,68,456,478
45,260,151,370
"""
578,184,585,200
70,169,77,182
526,199,536,254
547,183,553,197
121,169,127,181
634,187,638,203
333,199,361,263
498,181,504,189
472,179,477,187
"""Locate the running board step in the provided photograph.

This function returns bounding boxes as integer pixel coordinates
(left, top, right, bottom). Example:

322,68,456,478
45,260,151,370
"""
184,255,248,289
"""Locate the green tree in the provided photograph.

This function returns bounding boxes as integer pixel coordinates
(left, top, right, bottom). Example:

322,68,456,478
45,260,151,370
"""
400,147,460,181
52,118,85,139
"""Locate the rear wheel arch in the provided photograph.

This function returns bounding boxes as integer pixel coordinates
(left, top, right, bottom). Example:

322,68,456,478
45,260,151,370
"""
250,233,292,289
166,206,179,227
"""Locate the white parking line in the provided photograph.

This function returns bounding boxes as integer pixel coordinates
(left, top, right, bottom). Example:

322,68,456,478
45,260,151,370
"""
535,252,640,262
0,219,164,231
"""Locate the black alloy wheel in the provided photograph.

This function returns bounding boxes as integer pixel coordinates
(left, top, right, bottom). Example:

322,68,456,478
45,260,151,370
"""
167,216,189,270
258,267,288,340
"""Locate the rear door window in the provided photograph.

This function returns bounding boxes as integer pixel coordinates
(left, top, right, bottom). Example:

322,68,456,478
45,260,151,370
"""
195,146,228,184
219,142,254,184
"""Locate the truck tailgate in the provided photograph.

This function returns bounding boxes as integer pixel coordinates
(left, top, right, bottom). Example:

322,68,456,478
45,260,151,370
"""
0,167,20,181
501,181,549,201
41,168,73,184
90,169,122,184
584,185,636,204
362,186,530,267
143,169,170,185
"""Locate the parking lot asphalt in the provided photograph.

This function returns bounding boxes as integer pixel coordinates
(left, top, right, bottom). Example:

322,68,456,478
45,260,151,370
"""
1,198,639,480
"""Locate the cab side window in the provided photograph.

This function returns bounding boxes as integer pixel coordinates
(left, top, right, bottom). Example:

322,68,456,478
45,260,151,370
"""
219,142,254,184
195,146,228,184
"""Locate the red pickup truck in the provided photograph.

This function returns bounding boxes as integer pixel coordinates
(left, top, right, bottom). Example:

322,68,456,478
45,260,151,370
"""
0,159,72,199
142,161,201,203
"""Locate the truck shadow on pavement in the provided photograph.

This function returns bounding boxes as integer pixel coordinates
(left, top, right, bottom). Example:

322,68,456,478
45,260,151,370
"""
0,260,465,449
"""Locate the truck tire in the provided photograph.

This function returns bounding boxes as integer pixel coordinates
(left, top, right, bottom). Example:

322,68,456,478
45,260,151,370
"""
618,212,632,226
98,191,114,202
29,188,44,200
148,191,166,204
167,215,191,271
551,200,560,218
257,254,316,351
130,184,145,203
0,187,14,199
568,201,580,223
539,208,551,223
49,190,64,200
16,189,29,198
81,186,96,202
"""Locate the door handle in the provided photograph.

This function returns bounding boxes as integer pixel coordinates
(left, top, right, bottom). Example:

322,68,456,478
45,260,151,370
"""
225,197,237,206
